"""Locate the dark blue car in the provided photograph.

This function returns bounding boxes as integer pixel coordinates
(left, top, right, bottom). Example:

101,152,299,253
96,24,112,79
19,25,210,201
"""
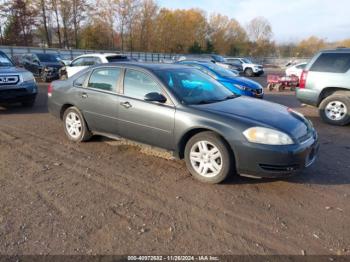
177,60,264,98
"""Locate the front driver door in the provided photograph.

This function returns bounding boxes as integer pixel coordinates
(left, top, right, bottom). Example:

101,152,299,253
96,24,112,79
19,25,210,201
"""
76,67,121,135
117,69,175,150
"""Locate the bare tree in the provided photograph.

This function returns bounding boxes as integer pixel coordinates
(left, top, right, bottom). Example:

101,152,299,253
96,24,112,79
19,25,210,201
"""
246,16,272,42
115,0,140,51
51,0,62,47
138,0,158,51
59,0,71,48
37,0,51,47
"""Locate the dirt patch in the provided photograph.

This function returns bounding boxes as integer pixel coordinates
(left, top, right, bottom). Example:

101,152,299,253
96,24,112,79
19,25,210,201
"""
0,83,349,255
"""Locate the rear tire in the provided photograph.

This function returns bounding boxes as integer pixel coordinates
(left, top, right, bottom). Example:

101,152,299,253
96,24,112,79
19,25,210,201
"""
184,131,234,184
63,107,92,142
319,94,350,126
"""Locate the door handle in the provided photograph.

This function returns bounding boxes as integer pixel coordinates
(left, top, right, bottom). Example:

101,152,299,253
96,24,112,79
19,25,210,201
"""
82,93,88,99
120,101,132,109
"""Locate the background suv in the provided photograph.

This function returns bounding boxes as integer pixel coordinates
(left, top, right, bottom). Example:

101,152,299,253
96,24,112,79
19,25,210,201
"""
225,57,264,77
296,48,350,126
21,53,63,82
0,50,37,107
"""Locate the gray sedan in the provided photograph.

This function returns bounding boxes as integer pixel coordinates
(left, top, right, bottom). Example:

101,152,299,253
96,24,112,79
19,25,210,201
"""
48,63,319,184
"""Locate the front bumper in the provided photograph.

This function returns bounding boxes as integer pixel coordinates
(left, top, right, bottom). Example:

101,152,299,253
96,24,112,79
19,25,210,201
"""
296,88,320,107
253,68,264,75
0,81,38,104
233,132,319,178
42,69,60,80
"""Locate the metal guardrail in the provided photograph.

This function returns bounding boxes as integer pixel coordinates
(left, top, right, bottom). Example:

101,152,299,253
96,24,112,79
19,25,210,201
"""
0,45,179,62
0,45,310,66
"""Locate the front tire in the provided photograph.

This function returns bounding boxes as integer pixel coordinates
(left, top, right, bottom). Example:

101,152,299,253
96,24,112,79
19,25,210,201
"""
245,68,254,77
63,107,92,142
319,94,350,126
184,131,234,184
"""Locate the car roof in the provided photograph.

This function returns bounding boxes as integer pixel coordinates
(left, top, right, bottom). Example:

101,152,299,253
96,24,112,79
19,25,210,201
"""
93,62,196,72
75,53,127,59
319,48,350,53
179,60,212,65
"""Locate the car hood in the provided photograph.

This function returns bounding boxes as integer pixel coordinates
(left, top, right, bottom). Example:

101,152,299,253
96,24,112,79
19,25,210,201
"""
192,96,310,139
0,66,28,74
219,76,262,89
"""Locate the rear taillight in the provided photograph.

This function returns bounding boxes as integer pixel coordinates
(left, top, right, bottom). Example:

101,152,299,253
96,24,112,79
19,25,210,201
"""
299,70,308,88
48,83,53,97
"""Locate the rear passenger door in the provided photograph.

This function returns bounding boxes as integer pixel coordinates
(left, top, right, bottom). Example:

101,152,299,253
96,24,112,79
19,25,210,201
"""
117,69,175,150
76,67,122,135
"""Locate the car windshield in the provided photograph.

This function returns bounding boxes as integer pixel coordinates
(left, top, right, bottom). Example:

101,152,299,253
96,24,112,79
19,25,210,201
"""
212,55,226,63
0,53,13,67
36,54,59,62
155,68,236,105
242,58,253,64
204,63,239,78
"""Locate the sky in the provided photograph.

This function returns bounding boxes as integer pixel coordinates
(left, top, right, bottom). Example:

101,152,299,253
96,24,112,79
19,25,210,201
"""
157,0,350,43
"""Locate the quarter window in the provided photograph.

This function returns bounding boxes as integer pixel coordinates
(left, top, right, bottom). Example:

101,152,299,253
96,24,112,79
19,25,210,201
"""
123,69,163,100
87,68,121,92
73,72,89,87
310,53,350,73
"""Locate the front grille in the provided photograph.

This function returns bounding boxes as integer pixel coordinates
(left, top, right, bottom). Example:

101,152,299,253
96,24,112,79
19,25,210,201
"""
254,89,263,94
0,75,20,86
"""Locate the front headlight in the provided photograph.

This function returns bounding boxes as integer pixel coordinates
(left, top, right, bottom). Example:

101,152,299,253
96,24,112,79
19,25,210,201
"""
243,127,294,145
233,84,249,91
21,71,35,82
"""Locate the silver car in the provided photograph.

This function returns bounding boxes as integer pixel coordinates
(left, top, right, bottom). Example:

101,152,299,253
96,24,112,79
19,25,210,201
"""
296,48,350,126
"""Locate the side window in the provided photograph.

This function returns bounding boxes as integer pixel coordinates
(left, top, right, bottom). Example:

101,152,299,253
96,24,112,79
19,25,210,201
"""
83,57,100,66
71,57,85,67
123,69,163,100
73,72,89,87
310,53,350,73
87,67,121,92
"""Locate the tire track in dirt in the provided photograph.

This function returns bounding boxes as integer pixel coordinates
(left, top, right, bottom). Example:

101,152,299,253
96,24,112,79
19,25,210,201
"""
0,124,317,254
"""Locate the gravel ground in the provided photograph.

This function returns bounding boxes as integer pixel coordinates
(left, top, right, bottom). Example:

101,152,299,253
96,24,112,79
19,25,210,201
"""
0,76,349,256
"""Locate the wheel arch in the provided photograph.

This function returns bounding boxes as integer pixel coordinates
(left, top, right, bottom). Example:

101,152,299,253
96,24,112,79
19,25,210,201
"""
317,87,350,106
176,127,236,163
60,103,75,120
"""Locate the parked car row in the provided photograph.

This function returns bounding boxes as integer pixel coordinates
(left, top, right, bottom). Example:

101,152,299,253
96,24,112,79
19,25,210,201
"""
178,54,265,77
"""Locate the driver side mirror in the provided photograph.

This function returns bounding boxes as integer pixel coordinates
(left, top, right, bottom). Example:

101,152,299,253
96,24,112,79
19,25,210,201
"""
144,92,167,103
33,59,40,65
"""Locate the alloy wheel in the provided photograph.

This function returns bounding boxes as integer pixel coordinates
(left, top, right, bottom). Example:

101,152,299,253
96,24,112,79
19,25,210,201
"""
325,101,347,121
189,141,223,178
65,112,82,139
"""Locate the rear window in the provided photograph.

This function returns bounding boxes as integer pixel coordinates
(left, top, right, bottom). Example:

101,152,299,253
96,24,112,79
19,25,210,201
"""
310,53,350,73
106,55,129,63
